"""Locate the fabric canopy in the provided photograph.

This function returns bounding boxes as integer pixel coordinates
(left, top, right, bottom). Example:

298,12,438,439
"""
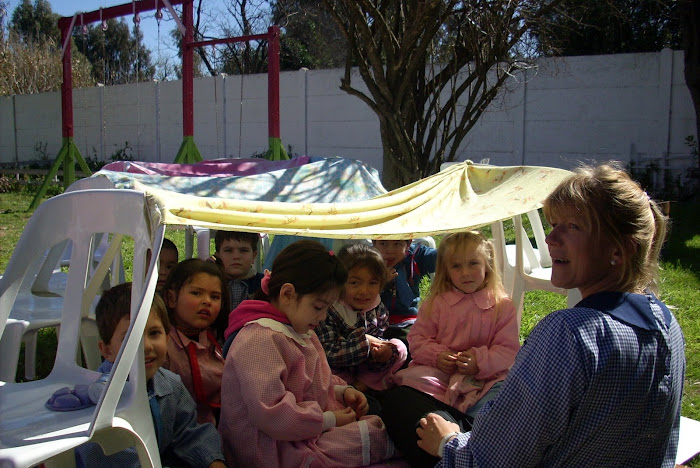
120,161,572,240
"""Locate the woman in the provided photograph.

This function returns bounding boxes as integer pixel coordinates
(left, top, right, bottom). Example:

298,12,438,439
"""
390,163,685,467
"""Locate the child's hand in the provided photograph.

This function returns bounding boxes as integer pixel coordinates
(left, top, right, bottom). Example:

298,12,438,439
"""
343,387,369,418
333,407,357,427
436,351,458,374
385,267,398,283
456,349,479,375
370,341,394,363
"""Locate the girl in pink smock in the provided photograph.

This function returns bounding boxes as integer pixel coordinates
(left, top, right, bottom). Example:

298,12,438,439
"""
394,231,519,418
162,258,231,425
218,240,396,467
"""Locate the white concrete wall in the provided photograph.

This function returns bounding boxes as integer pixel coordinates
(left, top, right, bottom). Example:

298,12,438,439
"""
0,49,695,177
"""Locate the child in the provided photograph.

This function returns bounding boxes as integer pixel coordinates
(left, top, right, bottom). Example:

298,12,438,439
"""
373,239,437,329
213,230,264,310
316,243,407,391
162,258,231,425
393,232,520,419
76,283,226,468
218,240,396,467
156,238,178,295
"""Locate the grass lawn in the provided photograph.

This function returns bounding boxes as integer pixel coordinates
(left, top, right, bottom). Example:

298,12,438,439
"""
1,191,699,465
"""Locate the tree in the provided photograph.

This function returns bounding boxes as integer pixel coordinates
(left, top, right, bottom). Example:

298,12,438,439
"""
533,0,681,56
9,0,59,44
274,0,346,70
73,19,155,86
321,0,568,188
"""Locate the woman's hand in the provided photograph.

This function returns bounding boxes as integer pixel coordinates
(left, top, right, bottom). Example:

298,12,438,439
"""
343,387,369,418
436,351,458,374
455,349,479,375
416,413,461,457
333,407,357,427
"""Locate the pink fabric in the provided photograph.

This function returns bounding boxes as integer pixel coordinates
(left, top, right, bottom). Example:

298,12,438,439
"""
163,328,224,425
219,308,393,467
394,288,520,413
102,156,311,176
224,299,291,339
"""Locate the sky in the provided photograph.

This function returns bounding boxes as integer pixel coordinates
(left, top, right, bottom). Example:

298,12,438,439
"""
5,0,226,63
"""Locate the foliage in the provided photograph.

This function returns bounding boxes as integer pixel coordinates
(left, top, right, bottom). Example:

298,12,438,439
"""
320,0,570,189
0,31,95,96
9,0,59,44
73,19,155,86
274,0,346,70
533,0,681,56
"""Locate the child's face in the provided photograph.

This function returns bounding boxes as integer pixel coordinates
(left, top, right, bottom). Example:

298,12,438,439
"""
167,272,222,332
447,244,487,294
373,240,410,269
216,238,257,280
280,285,339,335
98,309,168,381
157,248,178,293
344,266,381,311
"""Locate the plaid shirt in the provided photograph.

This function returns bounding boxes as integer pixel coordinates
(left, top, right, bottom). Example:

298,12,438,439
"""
439,292,684,468
316,300,394,370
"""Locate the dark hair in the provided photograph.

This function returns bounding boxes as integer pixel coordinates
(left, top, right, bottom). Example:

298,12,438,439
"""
161,238,178,257
96,282,171,345
336,243,387,290
214,230,259,253
254,240,347,300
162,258,231,340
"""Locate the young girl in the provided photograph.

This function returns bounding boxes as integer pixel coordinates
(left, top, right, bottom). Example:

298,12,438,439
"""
162,258,231,426
316,242,407,391
218,240,396,467
394,231,519,418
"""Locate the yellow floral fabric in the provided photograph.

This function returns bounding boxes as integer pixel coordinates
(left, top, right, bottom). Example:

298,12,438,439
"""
136,162,572,239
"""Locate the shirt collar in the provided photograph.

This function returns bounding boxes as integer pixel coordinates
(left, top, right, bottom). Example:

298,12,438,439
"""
442,287,495,310
576,291,671,331
170,328,211,350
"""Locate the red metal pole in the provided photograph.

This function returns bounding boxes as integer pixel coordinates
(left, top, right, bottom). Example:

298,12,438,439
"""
60,24,73,139
182,0,194,137
267,25,280,140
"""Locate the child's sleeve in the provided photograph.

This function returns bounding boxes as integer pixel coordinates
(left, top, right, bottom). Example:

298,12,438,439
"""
167,378,226,466
366,302,390,337
415,244,438,274
471,298,521,380
316,307,371,368
407,298,451,367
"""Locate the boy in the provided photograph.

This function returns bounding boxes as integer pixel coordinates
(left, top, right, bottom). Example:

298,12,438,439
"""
373,239,437,329
213,230,263,310
76,283,226,468
156,238,179,295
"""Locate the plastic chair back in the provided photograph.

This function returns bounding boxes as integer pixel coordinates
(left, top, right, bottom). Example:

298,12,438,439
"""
0,189,165,468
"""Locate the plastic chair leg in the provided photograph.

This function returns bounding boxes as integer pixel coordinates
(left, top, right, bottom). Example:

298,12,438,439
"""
0,321,26,382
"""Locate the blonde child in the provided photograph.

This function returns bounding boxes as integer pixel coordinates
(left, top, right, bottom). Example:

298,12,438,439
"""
76,283,226,468
316,243,407,391
218,240,396,467
162,258,231,425
394,232,519,418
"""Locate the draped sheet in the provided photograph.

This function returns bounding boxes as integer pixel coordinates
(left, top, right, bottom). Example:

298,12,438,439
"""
92,160,571,240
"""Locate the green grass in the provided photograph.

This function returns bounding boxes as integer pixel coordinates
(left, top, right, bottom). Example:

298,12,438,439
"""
2,192,699,465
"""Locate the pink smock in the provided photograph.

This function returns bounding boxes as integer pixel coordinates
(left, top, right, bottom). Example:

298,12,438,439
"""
219,311,394,467
163,327,223,425
394,288,519,413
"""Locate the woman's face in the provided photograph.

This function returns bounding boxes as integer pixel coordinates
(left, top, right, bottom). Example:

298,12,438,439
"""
545,206,620,299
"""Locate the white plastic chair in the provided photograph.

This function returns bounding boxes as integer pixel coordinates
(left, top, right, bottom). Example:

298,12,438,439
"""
0,189,165,468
